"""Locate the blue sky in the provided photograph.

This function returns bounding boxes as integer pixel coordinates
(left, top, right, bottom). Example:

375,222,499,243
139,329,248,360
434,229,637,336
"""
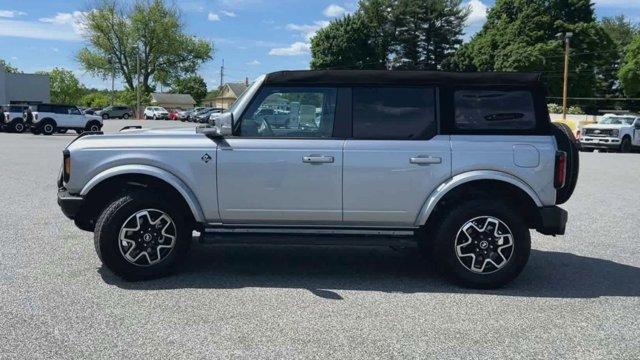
0,0,638,91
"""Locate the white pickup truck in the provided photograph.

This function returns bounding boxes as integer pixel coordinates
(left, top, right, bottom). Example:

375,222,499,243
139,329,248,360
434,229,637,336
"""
580,114,640,152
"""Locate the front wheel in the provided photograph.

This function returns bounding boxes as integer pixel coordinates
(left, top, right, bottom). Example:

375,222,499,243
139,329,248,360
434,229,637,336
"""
41,122,56,135
432,198,531,289
94,191,192,280
123,113,129,119
620,137,632,153
102,114,109,120
12,121,26,133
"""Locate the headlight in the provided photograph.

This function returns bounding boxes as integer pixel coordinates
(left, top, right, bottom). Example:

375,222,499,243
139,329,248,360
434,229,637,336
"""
611,129,619,137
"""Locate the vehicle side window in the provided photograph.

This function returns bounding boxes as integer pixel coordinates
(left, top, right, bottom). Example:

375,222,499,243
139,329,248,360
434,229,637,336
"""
68,107,81,115
39,105,52,113
454,90,536,130
239,87,337,138
352,87,437,140
54,106,68,114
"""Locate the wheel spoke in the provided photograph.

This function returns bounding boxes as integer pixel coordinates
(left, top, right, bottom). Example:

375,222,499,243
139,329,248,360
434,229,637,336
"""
455,216,515,274
118,209,177,267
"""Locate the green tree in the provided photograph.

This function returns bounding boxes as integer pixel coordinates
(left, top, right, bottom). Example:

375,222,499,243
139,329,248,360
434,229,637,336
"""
37,68,84,105
601,15,639,53
80,92,111,107
115,87,151,107
391,0,468,70
0,59,19,73
311,13,379,70
171,75,207,105
619,34,640,97
310,0,468,70
77,0,213,93
447,0,617,99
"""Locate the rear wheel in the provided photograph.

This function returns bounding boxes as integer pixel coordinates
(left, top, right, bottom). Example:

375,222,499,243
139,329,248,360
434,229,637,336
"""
94,190,192,281
102,114,109,120
123,113,129,119
85,121,101,132
432,198,531,289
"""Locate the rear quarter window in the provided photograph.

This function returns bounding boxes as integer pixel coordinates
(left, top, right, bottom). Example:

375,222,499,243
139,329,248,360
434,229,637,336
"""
454,90,536,130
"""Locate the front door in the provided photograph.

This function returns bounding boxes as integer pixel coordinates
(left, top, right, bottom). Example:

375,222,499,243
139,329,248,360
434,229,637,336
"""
217,86,342,225
342,86,452,226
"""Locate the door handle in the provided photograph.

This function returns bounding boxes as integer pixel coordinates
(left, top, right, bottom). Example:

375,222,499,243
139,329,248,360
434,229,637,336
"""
410,156,442,165
303,155,334,164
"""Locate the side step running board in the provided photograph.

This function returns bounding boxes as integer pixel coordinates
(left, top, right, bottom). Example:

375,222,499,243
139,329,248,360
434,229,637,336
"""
200,227,418,247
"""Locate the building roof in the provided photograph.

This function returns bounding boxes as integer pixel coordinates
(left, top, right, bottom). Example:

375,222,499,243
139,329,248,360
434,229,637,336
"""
225,83,248,97
264,70,543,86
151,93,195,105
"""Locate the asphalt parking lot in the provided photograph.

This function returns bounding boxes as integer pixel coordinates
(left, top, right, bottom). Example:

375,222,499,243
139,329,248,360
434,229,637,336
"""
1,120,639,359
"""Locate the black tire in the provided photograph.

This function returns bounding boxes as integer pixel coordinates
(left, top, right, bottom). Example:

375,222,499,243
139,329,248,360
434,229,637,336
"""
123,113,129,119
41,121,56,136
12,120,26,133
620,137,632,153
75,129,83,134
85,121,102,132
31,127,41,135
102,114,109,120
432,198,531,289
94,190,192,281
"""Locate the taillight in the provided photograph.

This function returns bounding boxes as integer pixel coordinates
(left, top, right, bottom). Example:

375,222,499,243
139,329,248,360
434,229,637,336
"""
554,151,567,189
63,150,71,183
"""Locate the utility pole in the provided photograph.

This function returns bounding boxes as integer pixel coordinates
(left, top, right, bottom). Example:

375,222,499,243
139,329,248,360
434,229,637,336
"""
136,45,141,119
108,56,115,106
220,59,224,88
557,32,573,120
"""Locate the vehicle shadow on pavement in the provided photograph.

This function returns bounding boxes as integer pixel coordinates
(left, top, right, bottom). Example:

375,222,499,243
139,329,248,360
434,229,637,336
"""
99,245,640,299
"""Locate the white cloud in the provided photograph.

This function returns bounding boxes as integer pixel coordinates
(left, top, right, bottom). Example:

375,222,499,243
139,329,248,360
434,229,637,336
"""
465,0,487,26
323,4,346,18
39,11,87,35
269,42,311,56
220,10,236,17
0,10,26,18
207,12,221,21
0,19,81,41
246,59,261,65
286,20,330,41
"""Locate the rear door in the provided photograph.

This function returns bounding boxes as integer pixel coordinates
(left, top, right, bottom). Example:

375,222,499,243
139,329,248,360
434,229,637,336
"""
217,86,344,225
343,86,452,227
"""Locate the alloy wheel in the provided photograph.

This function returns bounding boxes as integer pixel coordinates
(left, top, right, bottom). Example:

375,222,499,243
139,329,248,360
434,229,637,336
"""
118,209,177,267
454,216,514,274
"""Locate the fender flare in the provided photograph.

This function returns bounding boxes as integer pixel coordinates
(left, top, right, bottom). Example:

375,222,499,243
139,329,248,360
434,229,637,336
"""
414,170,543,226
80,164,205,223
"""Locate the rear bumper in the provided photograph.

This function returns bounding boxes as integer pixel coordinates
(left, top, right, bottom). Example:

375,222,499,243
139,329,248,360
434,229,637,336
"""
536,206,568,236
57,188,84,220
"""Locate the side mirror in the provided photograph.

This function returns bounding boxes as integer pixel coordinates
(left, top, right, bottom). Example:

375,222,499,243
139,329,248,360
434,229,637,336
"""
199,112,233,137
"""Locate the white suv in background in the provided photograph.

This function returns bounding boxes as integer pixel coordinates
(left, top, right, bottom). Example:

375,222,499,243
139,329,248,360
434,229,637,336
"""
1,105,29,133
143,106,169,120
580,114,640,152
28,104,103,135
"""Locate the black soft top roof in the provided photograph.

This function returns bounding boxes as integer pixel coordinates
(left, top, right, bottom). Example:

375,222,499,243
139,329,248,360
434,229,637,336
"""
264,70,543,86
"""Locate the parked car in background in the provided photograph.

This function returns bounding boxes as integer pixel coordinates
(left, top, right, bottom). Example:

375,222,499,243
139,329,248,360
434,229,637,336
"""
188,107,213,122
1,105,29,133
97,106,133,119
580,114,640,152
177,108,193,121
207,108,225,124
82,107,103,115
57,70,578,288
194,108,223,123
28,104,103,135
168,108,182,121
143,106,169,120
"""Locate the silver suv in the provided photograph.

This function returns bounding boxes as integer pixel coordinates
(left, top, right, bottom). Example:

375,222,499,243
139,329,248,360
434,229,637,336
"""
57,71,578,288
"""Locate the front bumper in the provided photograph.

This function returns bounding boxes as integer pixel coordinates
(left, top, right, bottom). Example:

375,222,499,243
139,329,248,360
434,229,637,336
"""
57,188,84,220
536,206,568,236
580,136,620,149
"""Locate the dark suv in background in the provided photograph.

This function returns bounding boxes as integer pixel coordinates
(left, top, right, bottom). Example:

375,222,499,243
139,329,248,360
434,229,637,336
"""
96,106,133,119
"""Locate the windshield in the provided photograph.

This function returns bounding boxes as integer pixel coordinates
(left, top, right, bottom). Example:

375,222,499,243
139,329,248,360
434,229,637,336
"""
228,79,261,113
599,116,636,125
